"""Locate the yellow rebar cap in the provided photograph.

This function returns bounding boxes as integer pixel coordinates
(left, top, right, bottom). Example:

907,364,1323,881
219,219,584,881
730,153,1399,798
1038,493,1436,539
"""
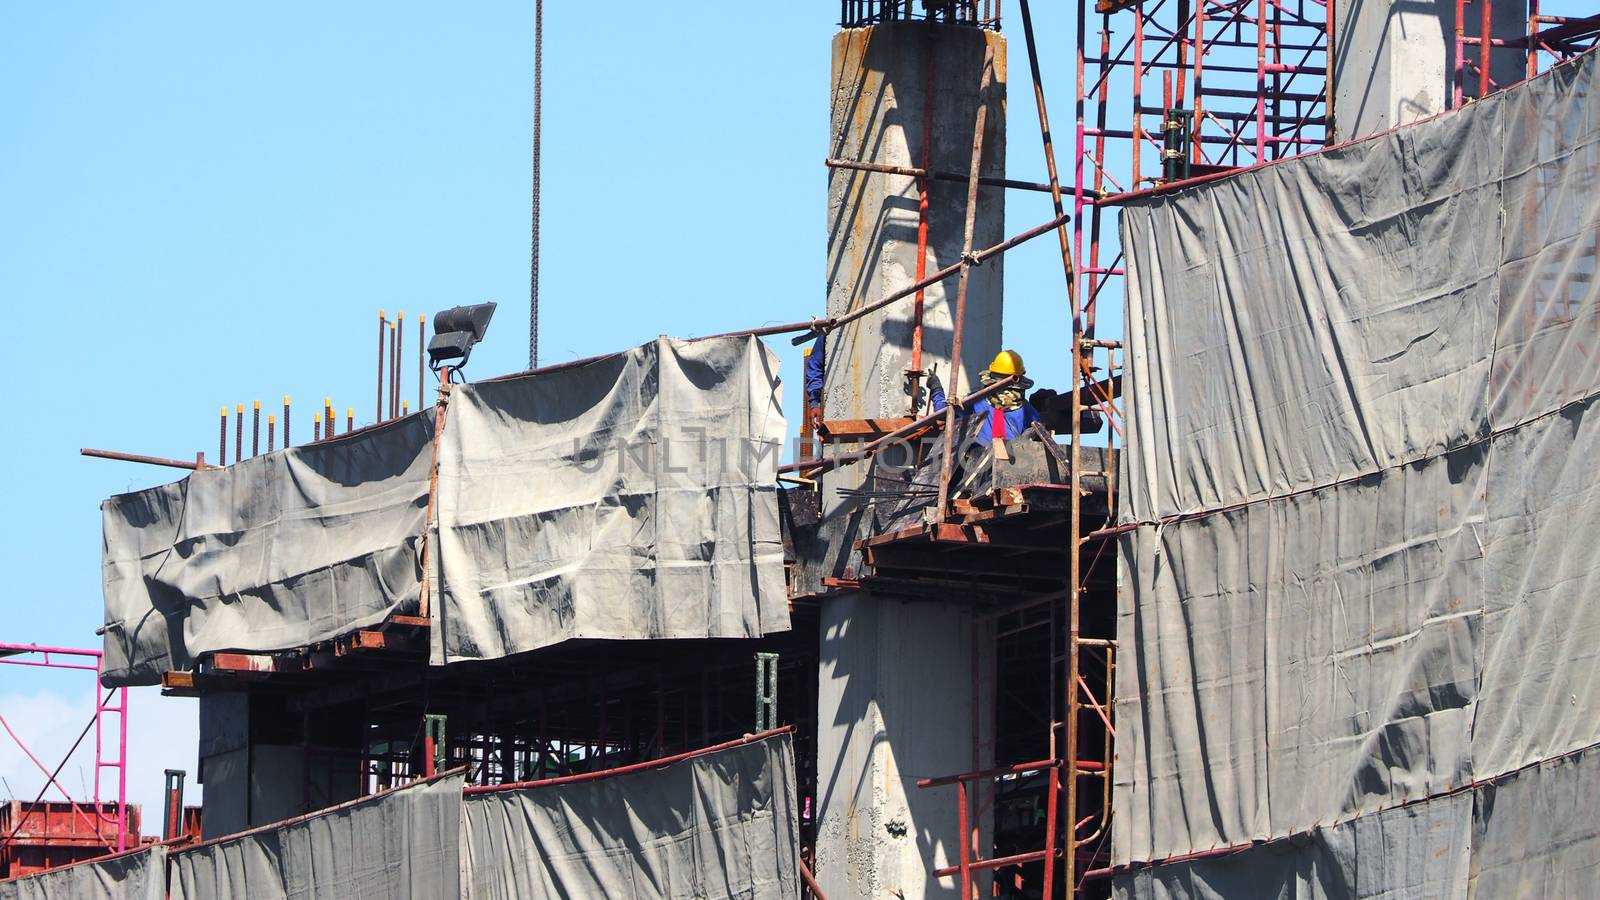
988,349,1025,376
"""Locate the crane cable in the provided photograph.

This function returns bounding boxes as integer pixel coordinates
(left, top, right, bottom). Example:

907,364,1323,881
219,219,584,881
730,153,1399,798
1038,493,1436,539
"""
528,0,543,370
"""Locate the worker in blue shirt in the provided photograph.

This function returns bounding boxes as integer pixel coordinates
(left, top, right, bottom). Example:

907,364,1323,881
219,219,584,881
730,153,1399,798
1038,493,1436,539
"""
804,334,827,431
927,349,1041,448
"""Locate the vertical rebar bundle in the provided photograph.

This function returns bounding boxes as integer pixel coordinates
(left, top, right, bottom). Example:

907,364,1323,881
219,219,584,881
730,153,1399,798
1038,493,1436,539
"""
235,405,244,464
251,401,260,457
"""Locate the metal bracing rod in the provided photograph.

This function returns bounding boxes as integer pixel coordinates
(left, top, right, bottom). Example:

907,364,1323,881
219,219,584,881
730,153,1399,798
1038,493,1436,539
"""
788,212,1070,348
1020,0,1081,326
935,46,996,525
81,448,212,470
777,374,1019,478
825,157,1062,193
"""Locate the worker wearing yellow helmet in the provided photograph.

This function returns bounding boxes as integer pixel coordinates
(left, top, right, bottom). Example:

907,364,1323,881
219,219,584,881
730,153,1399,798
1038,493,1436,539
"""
927,349,1041,448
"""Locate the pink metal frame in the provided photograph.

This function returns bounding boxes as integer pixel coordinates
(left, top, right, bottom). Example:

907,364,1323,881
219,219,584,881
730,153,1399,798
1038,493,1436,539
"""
1453,0,1600,107
0,644,129,853
1073,0,1330,335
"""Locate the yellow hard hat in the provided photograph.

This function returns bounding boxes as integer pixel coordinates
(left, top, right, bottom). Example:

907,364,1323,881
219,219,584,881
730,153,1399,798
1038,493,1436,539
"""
988,349,1025,376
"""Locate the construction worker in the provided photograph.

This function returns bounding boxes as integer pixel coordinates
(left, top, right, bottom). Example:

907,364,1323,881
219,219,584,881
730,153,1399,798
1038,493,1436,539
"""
927,349,1041,447
804,333,826,432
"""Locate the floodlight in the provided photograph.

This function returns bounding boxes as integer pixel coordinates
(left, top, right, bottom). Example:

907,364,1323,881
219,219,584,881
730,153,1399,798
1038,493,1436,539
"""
428,301,497,375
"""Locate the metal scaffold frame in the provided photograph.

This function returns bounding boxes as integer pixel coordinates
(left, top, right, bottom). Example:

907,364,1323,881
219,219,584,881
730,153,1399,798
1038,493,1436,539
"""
0,645,131,860
1454,0,1600,105
1073,0,1330,343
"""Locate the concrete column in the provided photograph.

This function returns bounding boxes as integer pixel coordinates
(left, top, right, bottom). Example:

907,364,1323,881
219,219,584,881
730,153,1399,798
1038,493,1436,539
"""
812,25,1006,898
1332,0,1528,141
816,595,996,899
823,23,1006,422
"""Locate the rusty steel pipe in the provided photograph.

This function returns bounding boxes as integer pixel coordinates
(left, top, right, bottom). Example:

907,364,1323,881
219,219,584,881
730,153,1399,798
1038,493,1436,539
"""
825,158,1060,193
789,212,1070,347
936,46,996,522
314,414,322,442
1018,0,1081,327
464,728,794,794
776,374,1018,478
390,321,399,420
917,758,1060,789
377,310,387,423
81,448,209,471
394,312,404,420
799,857,827,900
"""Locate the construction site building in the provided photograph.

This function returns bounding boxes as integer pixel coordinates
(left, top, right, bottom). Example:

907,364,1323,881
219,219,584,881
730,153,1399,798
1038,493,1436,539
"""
4,0,1600,897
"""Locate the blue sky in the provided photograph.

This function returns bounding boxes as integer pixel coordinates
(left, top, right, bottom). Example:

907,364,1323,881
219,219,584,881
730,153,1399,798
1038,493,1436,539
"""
0,4,1086,818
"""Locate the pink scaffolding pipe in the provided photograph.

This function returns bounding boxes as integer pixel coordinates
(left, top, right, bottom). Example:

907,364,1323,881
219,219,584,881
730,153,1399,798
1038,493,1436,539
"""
0,643,129,852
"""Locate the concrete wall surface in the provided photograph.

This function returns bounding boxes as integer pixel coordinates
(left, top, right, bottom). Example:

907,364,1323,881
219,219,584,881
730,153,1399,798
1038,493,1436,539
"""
1332,0,1527,140
815,594,995,899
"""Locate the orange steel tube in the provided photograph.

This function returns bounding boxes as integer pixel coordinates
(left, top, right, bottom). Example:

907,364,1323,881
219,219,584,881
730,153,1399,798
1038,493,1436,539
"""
1480,0,1493,97
377,310,387,422
800,857,828,899
935,47,995,520
1020,0,1081,324
81,448,208,471
389,322,399,420
394,313,404,420
957,780,972,899
417,316,426,412
465,726,794,793
909,38,936,398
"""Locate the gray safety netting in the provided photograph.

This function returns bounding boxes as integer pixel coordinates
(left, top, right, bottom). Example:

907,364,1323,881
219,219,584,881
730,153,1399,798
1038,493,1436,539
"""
0,846,167,900
101,413,436,686
100,335,789,686
167,771,463,900
460,731,801,899
1113,46,1600,896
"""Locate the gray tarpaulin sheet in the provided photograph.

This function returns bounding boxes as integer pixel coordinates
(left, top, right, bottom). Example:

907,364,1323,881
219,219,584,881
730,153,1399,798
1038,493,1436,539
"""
101,414,436,686
0,846,166,900
460,731,800,899
431,335,788,665
102,335,789,686
168,770,462,900
1114,46,1600,894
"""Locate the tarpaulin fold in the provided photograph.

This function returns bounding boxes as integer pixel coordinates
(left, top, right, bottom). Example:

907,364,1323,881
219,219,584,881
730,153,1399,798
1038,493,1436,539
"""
1116,46,1600,894
431,335,788,665
459,732,801,899
100,336,789,686
0,846,167,900
167,771,463,900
